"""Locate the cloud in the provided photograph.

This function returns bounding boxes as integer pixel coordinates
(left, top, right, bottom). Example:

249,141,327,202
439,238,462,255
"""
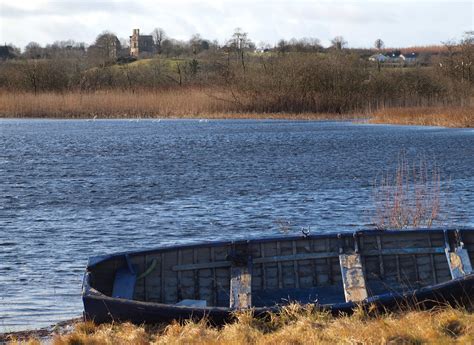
0,1,146,17
0,0,472,49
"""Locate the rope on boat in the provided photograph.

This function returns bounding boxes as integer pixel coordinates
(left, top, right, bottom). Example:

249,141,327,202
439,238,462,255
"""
137,258,158,280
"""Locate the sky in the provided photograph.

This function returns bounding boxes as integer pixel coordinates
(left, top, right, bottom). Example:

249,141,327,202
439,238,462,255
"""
0,0,472,50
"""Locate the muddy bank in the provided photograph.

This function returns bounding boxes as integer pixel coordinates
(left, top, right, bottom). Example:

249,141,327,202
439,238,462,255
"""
0,318,81,344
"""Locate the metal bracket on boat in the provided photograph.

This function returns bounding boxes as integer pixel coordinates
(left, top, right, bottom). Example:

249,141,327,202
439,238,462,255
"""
353,232,360,254
444,230,473,279
337,233,344,254
338,233,368,303
301,227,310,238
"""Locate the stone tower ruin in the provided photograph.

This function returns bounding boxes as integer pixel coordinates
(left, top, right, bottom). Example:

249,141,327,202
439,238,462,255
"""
130,29,154,57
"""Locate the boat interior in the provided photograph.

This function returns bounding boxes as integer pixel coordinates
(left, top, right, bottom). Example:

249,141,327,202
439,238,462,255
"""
87,229,474,308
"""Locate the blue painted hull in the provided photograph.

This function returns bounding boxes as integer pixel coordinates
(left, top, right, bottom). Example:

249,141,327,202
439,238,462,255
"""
83,229,474,324
83,273,474,324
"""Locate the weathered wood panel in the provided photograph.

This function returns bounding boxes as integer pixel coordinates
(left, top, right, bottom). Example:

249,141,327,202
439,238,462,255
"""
434,254,452,283
130,255,145,301
415,255,434,284
364,255,382,281
179,249,196,301
462,231,474,266
330,257,342,283
380,254,398,282
314,258,330,285
144,253,162,303
263,242,278,290
162,251,178,304
92,258,121,296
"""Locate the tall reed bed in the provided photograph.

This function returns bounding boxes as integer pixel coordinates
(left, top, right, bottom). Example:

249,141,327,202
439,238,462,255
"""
0,91,471,126
0,90,361,120
0,89,232,118
6,305,473,344
370,106,474,128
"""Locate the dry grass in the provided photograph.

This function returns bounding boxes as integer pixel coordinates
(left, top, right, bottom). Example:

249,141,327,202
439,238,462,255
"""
1,91,471,126
6,305,473,344
0,89,231,119
0,90,359,120
1,92,471,126
370,106,474,128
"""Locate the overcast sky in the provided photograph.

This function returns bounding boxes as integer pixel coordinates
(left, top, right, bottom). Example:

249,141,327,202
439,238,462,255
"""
0,0,472,50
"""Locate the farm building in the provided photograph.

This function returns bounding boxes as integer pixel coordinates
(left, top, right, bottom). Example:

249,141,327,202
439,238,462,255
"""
0,45,16,60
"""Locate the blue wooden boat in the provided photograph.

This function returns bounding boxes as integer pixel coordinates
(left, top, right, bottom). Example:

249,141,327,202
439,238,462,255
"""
82,229,474,324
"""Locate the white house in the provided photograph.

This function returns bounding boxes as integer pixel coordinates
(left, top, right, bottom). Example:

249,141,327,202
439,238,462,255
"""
400,52,418,64
369,53,388,62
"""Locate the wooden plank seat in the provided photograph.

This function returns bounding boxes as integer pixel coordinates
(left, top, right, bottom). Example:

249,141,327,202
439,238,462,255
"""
338,234,368,302
228,248,252,309
339,253,368,302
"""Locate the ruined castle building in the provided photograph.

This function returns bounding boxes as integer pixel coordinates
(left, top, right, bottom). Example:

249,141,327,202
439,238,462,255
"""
130,29,154,57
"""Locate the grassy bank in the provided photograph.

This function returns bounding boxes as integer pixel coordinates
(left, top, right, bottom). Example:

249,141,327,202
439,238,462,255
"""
370,106,474,128
5,305,473,344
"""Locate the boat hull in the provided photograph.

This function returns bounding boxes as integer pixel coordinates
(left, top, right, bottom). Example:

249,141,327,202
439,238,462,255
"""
83,275,474,325
83,269,474,325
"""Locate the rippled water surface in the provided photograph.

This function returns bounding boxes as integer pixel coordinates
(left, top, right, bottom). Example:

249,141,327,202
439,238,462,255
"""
1,119,473,332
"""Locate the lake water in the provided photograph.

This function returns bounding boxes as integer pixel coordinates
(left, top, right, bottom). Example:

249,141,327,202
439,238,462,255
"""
0,119,473,332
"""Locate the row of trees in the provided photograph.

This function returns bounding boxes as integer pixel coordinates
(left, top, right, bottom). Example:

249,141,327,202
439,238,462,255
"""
12,28,358,62
1,30,471,113
1,41,471,103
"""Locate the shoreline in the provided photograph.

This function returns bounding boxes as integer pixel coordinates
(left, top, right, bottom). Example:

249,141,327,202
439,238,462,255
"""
0,91,471,128
0,318,81,343
0,110,365,121
369,106,473,128
2,307,473,344
0,114,471,128
0,114,365,122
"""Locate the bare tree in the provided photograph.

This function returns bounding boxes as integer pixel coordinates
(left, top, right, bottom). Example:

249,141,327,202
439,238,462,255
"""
374,38,385,50
331,36,347,50
24,42,43,59
21,60,41,95
189,34,206,55
88,31,121,66
228,28,253,51
277,39,289,53
42,40,86,59
226,28,254,71
279,37,322,52
460,31,473,82
151,27,167,54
